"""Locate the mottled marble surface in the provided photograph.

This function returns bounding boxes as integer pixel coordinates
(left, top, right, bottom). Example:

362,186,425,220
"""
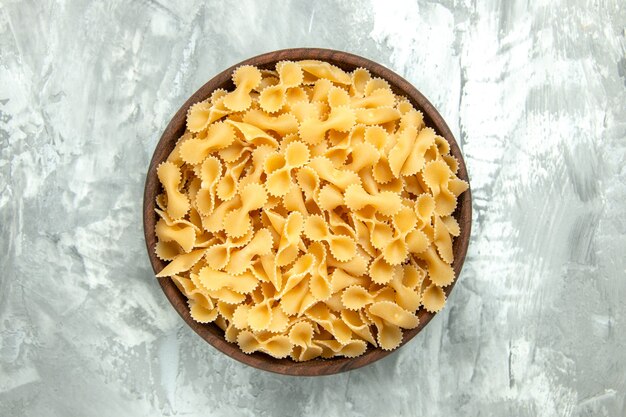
1,0,625,416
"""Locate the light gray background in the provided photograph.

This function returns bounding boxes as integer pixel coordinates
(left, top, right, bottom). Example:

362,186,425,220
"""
1,0,625,416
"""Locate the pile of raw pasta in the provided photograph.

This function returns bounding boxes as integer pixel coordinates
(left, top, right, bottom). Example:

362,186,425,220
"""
154,60,468,361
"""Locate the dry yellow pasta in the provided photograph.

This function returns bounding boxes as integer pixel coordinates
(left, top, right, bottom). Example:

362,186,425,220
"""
155,60,469,360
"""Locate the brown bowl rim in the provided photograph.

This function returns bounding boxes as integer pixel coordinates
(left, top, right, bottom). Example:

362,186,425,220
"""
143,48,472,376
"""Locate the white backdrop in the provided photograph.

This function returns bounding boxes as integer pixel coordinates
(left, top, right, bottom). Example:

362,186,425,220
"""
1,0,625,416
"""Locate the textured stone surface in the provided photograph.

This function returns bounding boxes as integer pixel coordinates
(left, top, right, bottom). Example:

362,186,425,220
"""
1,1,625,416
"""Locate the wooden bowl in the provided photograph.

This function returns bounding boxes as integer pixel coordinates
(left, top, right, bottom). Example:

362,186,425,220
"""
143,48,472,376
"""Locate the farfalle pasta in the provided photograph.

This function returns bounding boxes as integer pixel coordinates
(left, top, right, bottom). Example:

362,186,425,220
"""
154,60,468,361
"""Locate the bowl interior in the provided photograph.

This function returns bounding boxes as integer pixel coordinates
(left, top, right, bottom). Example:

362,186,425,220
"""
143,48,472,376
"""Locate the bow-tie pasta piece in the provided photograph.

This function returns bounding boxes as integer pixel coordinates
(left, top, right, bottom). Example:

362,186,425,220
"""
441,153,460,174
280,255,318,316
298,60,351,85
433,215,454,264
179,122,236,165
284,86,310,108
415,193,436,226
238,145,275,189
186,101,212,133
263,141,309,198
226,120,279,148
156,248,206,278
258,61,304,113
284,140,311,168
308,156,360,191
167,131,193,166
305,303,353,345
350,216,377,257
281,185,308,220
368,254,397,285
304,214,357,262
441,215,461,237
324,292,345,313
355,106,401,125
421,283,447,313
223,183,268,238
195,156,223,216
289,321,324,362
317,184,344,212
275,211,305,267
389,267,422,311
368,301,419,329
222,65,263,112
290,100,326,124
186,100,229,134
341,285,375,310
327,211,358,242
393,206,418,236
295,167,320,207
327,86,351,108
377,206,418,265
279,253,315,295
247,301,276,332
199,155,223,189
421,159,458,217
351,83,396,109
364,125,389,151
344,183,402,217
330,269,368,294
365,310,403,351
310,78,333,102
387,127,416,178
237,331,293,358
217,134,252,162
448,176,470,198
315,339,368,359
277,133,302,152
327,248,371,277
231,304,251,330
358,215,394,252
202,195,240,234
186,88,234,133
226,228,274,276
242,108,299,136
398,108,425,136
208,287,247,305
344,142,380,173
388,126,436,178
250,254,281,290
415,245,455,287
255,69,279,89
340,309,377,345
216,155,251,202
204,228,254,270
277,61,305,87
299,105,357,145
307,241,332,301
155,60,469,361
155,217,196,254
350,67,371,97
171,275,218,323
265,211,304,267
197,267,259,294
267,304,292,333
288,320,315,347
155,239,182,261
363,77,391,96
263,152,291,197
157,161,190,220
